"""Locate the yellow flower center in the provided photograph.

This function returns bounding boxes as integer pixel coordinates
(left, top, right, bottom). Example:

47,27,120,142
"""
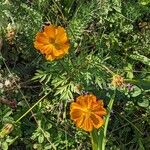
49,38,60,50
49,38,55,44
83,108,92,117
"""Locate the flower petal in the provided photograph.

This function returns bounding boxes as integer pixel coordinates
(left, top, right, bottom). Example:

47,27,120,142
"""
44,25,56,39
70,102,82,110
92,101,107,116
61,43,70,53
87,94,97,108
35,32,49,44
76,95,88,107
52,49,64,57
34,42,44,51
81,117,93,132
70,109,83,121
55,26,68,44
45,54,55,61
90,114,104,129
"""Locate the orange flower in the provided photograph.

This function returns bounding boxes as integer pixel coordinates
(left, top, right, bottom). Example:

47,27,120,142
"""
111,75,124,87
34,25,70,61
70,94,107,132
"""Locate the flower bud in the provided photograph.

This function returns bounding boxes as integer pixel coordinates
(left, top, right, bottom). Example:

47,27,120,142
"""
111,75,124,87
0,123,14,138
6,23,16,44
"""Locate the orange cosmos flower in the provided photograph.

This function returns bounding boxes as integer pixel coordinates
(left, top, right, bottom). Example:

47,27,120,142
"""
70,94,107,132
34,25,70,61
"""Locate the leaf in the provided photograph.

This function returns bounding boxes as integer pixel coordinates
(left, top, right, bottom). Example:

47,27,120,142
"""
137,98,149,108
130,52,150,66
4,110,12,117
44,145,52,150
2,142,8,150
139,0,150,5
44,131,50,138
38,134,44,144
126,79,150,90
45,75,52,84
130,86,142,97
124,63,133,79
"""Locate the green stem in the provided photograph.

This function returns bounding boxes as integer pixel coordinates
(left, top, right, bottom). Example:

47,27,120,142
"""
15,92,50,123
101,90,116,150
100,64,114,75
90,129,99,150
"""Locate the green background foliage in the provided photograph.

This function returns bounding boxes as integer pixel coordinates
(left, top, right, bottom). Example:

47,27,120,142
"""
0,0,150,149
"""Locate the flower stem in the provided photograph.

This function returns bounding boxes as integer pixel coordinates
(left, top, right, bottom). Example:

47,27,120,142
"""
100,64,114,75
101,89,116,150
15,92,50,123
90,129,99,150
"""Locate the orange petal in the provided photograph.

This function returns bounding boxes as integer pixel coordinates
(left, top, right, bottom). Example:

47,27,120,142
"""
52,49,64,57
35,32,49,44
55,26,68,44
39,44,53,54
96,108,107,116
44,25,56,39
87,94,97,108
94,110,107,117
70,109,83,120
76,95,85,103
93,104,107,116
97,100,104,106
90,114,104,129
34,42,44,51
45,54,55,61
70,102,82,110
61,43,70,53
46,45,54,53
91,101,106,115
76,95,89,107
81,117,93,132
75,115,86,127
